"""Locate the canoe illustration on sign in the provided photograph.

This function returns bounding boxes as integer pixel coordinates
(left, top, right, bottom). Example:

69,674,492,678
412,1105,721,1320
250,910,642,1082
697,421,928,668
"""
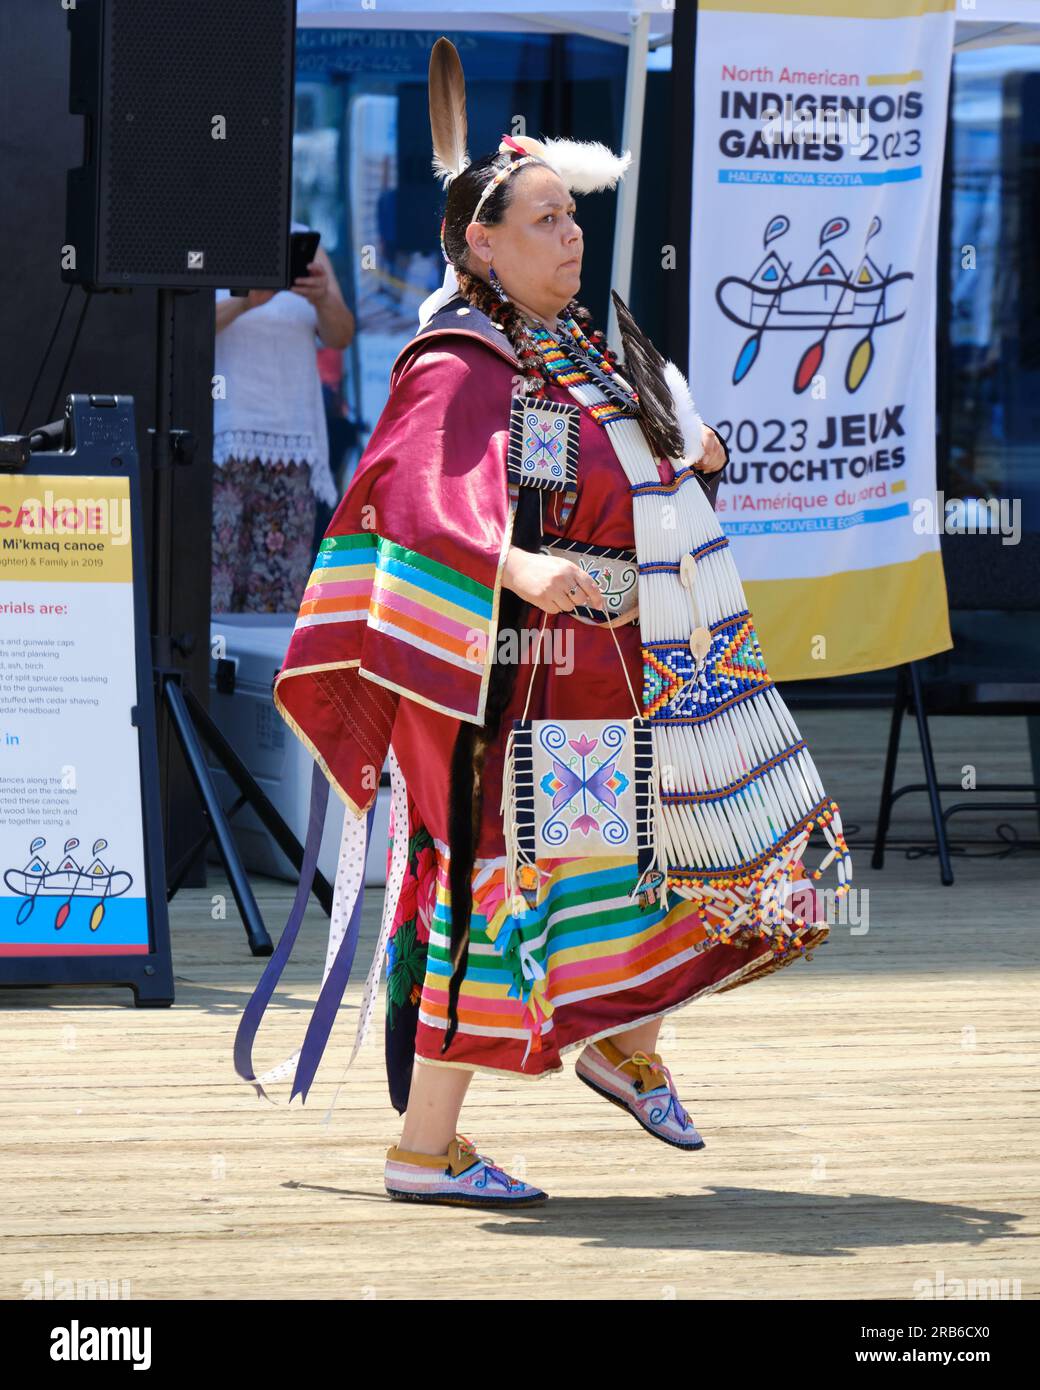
715,214,913,394
3,837,134,930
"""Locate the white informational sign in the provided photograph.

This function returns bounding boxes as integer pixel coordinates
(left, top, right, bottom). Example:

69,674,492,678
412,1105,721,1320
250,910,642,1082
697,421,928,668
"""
690,0,955,679
0,475,149,956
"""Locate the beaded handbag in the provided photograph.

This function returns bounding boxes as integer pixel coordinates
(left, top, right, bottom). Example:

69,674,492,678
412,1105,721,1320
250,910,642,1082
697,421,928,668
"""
500,608,668,915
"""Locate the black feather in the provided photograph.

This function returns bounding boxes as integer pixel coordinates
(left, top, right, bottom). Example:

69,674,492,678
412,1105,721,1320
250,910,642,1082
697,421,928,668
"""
610,288,685,461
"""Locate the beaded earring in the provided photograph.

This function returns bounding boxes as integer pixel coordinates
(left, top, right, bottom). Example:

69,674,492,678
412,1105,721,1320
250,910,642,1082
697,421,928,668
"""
488,263,508,303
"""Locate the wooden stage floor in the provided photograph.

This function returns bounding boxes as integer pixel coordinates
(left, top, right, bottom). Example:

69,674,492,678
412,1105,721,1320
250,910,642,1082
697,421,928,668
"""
2,708,1038,1300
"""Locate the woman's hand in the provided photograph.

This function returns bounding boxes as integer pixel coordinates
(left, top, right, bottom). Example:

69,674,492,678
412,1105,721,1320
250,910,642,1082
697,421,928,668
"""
292,245,355,350
502,547,606,615
693,424,728,474
290,260,330,305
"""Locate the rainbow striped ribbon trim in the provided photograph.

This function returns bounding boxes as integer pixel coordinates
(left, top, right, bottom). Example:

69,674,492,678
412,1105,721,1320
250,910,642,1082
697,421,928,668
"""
295,531,495,674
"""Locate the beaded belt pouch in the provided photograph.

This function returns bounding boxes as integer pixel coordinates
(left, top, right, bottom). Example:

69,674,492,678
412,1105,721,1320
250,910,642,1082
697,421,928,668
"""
501,612,666,913
540,537,638,627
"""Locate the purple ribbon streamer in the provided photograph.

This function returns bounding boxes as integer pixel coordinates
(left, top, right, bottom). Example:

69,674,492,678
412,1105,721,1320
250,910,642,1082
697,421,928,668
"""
289,799,375,1103
234,762,331,1088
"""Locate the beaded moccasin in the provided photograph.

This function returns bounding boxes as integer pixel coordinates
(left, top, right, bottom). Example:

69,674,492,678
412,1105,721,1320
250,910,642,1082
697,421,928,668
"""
384,1134,548,1207
575,1035,706,1150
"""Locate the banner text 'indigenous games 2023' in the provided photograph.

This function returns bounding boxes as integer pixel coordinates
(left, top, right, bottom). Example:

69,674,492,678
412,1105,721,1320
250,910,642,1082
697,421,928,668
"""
691,0,955,679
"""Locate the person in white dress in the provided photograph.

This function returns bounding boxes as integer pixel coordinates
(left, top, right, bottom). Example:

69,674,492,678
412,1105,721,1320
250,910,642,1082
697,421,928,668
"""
212,221,354,612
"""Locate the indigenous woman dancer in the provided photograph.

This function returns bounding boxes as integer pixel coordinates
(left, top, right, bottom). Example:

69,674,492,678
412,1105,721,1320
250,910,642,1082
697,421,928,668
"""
240,39,851,1209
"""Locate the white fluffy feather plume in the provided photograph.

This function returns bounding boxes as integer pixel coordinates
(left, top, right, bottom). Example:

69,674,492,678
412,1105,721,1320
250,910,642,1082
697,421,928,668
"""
536,137,632,194
661,359,706,463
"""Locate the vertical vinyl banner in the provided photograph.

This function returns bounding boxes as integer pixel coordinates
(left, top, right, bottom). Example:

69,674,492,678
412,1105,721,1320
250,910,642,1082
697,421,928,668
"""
691,0,955,680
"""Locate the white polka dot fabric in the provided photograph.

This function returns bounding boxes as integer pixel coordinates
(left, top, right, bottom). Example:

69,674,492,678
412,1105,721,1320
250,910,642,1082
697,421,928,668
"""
255,780,373,1090
322,749,409,1121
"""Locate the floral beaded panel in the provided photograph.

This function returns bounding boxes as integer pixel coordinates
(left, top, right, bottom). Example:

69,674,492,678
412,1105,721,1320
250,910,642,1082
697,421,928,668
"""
385,790,437,1021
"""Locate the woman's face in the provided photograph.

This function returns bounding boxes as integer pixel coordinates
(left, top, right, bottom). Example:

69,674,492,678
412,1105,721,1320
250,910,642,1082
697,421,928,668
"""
464,164,583,318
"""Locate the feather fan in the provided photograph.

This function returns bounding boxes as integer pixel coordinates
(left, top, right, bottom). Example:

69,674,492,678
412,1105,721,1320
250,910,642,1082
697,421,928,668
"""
610,288,687,462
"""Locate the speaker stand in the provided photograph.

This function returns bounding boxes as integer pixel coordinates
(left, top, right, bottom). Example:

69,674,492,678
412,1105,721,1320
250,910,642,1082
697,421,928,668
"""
149,288,330,957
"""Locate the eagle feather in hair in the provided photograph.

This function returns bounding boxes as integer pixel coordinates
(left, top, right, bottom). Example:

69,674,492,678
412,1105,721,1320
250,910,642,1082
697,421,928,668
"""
428,38,470,188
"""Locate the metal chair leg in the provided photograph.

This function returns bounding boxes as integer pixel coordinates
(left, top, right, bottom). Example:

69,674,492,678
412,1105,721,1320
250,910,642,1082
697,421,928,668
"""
872,664,907,870
907,660,955,885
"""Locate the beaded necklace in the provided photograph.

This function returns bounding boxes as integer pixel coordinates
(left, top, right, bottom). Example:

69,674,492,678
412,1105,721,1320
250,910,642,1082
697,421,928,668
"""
526,312,643,427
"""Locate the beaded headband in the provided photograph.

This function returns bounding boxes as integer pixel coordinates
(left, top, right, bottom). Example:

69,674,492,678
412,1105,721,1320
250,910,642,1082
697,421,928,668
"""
470,139,546,222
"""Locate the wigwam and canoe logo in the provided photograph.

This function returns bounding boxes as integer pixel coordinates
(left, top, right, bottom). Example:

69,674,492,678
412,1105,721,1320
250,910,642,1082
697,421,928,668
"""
3,836,134,931
716,214,912,395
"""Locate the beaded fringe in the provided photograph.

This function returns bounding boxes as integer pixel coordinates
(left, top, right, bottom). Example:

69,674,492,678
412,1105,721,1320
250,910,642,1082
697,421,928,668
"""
622,410,849,949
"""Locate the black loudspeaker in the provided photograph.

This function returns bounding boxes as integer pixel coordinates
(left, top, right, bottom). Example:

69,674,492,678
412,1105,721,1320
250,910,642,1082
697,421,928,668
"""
63,0,297,290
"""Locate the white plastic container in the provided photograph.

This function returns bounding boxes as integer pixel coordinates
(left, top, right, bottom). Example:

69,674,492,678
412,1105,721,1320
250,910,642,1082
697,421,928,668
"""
205,613,390,888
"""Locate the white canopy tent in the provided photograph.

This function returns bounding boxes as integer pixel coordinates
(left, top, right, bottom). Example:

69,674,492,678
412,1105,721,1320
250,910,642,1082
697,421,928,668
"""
297,0,673,42
297,0,1040,342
